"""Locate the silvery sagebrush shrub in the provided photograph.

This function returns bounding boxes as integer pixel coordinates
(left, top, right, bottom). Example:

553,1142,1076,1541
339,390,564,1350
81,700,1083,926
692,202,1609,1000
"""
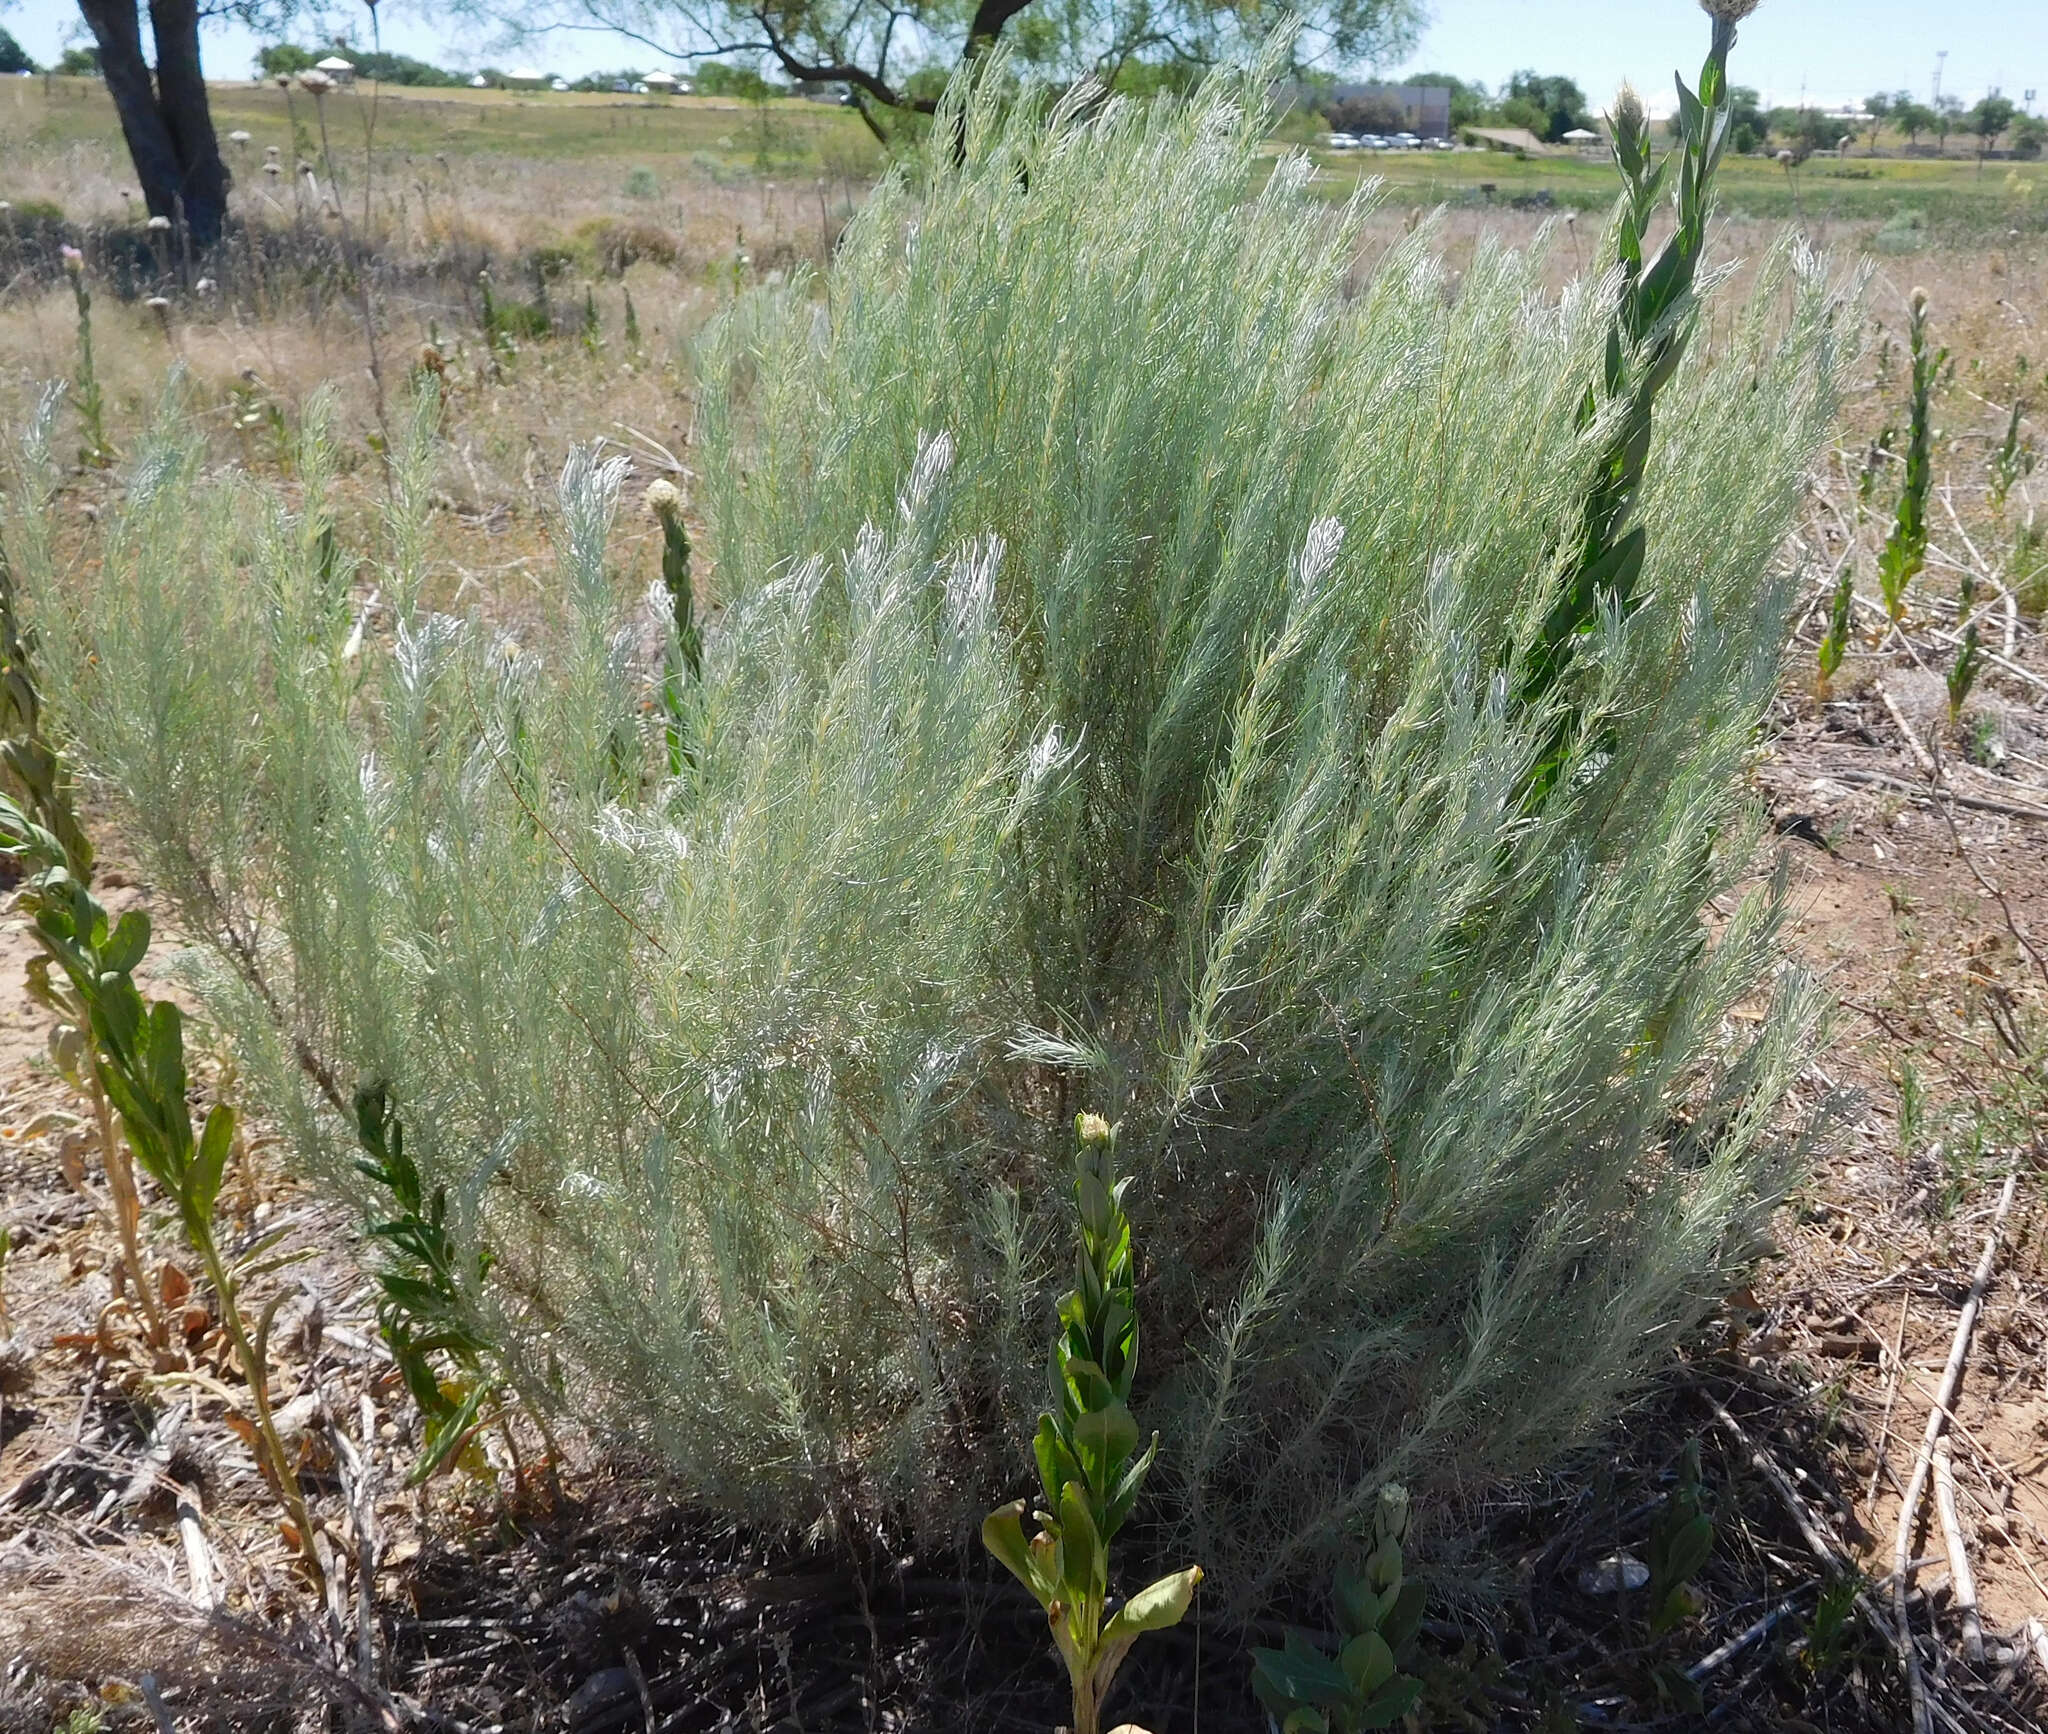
6,47,1853,1616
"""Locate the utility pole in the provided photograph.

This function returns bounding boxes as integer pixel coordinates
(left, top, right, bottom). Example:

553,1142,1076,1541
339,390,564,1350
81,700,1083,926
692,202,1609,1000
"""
1933,50,1947,105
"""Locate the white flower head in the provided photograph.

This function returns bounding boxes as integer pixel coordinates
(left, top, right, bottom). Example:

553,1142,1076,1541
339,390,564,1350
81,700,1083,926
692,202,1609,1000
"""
147,214,171,231
643,477,683,518
1612,82,1645,138
300,69,335,94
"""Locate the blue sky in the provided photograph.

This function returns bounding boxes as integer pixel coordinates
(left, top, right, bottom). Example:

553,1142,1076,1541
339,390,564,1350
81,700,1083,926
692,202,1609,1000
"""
5,1,2041,113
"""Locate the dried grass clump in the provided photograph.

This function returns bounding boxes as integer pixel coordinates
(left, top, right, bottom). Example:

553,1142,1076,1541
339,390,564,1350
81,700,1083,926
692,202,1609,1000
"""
0,1554,360,1731
12,57,1852,1614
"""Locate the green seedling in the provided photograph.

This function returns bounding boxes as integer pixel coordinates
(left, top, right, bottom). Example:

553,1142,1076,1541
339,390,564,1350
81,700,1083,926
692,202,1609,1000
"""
1990,396,2033,511
1876,289,1945,625
1802,1571,1864,1677
982,1113,1202,1734
1250,1485,1426,1733
1518,7,1750,807
1947,622,1984,722
0,810,325,1592
60,249,112,468
647,481,702,775
1858,426,1896,503
1817,562,1856,688
353,1083,512,1484
0,529,162,1344
1645,1437,1714,1635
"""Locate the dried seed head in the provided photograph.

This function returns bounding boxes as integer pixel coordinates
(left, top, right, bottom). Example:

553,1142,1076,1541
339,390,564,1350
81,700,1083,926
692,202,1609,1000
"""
643,478,683,519
229,130,252,145
1076,1112,1114,1147
264,162,282,177
1699,0,1760,19
145,295,171,311
1909,285,1930,315
196,277,216,293
1775,148,1795,164
265,143,281,158
146,214,171,231
300,69,335,95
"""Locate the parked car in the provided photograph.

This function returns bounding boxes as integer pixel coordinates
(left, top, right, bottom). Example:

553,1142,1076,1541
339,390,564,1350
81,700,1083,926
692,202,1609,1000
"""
1322,132,1361,151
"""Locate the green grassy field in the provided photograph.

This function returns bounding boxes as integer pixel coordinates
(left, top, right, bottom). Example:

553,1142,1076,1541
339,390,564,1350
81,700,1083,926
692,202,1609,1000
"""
1298,133,2048,229
5,70,2040,243
9,74,882,178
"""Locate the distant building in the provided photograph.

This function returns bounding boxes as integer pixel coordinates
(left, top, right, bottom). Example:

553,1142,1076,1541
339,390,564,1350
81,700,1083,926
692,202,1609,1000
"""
315,55,356,87
1294,82,1452,140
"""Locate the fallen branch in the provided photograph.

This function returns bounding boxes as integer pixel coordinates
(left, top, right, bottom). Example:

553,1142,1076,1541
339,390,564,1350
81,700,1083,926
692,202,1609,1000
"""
176,1488,215,1612
1686,1589,1806,1683
1865,1291,1912,1507
1704,1392,1915,1690
1823,766,2048,823
1926,743,2048,989
1893,1171,2020,1734
1932,1440,1982,1664
1880,681,1938,775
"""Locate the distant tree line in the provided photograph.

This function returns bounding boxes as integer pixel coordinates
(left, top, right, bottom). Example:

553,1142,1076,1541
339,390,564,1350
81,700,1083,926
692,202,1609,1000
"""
1315,66,2046,160
254,42,465,86
1317,70,1596,144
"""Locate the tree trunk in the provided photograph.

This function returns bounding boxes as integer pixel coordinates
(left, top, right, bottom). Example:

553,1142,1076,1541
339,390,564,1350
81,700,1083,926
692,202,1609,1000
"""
148,0,228,245
75,0,229,247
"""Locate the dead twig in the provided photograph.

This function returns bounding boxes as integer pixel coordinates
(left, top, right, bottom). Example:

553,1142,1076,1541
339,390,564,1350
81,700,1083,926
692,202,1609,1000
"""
1893,1170,2019,1734
1926,740,2048,989
1823,765,2048,823
1866,1290,1913,1507
1704,1393,1907,1677
1931,1439,1981,1663
1880,681,1938,775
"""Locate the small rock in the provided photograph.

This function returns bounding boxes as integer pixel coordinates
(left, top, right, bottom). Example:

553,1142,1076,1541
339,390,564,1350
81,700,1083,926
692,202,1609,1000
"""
1578,1553,1649,1595
564,1668,635,1727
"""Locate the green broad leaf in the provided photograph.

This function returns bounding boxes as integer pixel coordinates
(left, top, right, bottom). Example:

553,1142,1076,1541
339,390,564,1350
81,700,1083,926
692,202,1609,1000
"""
1076,1168,1114,1236
192,1103,236,1220
1339,1629,1396,1696
1103,1430,1158,1536
1034,1415,1080,1508
1057,1479,1104,1601
1281,1710,1329,1734
1379,1580,1426,1656
1334,1570,1380,1637
1357,1675,1424,1729
1664,1513,1714,1587
1071,1400,1140,1469
1250,1637,1353,1710
100,909,151,976
1100,1565,1201,1643
412,1377,492,1485
1064,1356,1117,1413
982,1499,1055,1607
1365,1538,1402,1595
